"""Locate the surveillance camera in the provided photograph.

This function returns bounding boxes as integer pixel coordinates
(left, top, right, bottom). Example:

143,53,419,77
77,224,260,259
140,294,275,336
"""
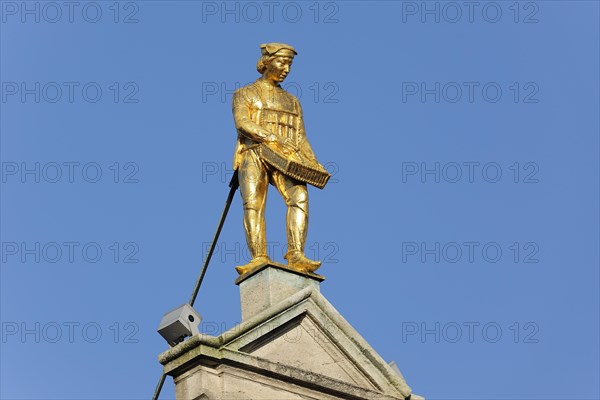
157,304,201,347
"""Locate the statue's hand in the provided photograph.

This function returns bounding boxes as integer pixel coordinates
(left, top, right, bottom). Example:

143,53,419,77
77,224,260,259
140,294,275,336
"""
265,134,284,146
266,135,292,152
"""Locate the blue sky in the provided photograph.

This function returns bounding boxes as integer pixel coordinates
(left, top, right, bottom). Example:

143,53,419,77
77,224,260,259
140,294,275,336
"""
1,1,598,399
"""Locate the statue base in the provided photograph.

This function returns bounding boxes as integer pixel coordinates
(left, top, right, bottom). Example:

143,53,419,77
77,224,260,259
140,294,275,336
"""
235,261,325,321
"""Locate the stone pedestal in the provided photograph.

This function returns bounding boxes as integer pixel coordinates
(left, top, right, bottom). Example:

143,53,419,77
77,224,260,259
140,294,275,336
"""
158,264,423,400
235,261,324,321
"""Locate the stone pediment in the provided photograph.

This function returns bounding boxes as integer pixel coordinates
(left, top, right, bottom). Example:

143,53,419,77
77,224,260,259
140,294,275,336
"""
239,312,378,390
159,264,423,400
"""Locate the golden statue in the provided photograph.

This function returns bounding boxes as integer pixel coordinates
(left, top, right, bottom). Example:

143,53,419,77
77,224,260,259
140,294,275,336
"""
232,43,330,275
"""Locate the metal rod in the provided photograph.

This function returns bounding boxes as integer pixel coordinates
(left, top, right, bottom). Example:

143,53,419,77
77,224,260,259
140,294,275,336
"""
189,170,239,306
153,170,239,400
152,373,166,400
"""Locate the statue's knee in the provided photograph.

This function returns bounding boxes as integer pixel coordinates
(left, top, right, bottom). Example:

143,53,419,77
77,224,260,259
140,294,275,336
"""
288,187,308,211
241,191,262,210
243,200,261,212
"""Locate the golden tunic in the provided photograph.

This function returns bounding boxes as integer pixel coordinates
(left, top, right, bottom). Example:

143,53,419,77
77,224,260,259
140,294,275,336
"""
232,79,317,170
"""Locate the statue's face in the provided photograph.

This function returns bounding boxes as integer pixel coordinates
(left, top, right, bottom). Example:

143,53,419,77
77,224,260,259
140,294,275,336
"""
265,56,293,83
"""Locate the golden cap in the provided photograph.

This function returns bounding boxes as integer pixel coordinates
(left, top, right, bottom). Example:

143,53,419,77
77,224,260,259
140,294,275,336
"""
260,42,298,57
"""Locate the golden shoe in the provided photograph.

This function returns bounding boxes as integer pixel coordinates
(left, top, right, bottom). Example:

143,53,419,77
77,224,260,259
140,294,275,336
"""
284,251,321,273
235,255,271,275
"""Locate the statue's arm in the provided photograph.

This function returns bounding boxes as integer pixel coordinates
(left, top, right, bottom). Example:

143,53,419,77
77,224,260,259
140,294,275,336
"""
296,100,319,163
232,89,275,143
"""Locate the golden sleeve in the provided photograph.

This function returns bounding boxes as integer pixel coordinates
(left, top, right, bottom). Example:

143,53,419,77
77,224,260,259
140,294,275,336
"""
295,99,319,163
232,88,272,143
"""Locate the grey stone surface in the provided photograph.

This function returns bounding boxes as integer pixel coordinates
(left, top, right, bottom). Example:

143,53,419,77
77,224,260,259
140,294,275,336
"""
237,262,322,321
158,266,423,400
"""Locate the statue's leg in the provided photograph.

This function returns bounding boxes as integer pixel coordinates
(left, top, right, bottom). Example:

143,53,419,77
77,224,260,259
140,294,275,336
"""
272,172,320,273
236,150,270,274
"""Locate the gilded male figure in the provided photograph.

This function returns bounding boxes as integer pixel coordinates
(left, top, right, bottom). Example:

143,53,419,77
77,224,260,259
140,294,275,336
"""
232,43,323,275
